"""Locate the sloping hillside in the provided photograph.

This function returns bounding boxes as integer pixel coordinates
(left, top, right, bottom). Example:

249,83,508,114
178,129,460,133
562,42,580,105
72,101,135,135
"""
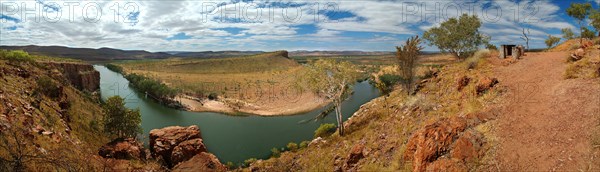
241,51,503,171
121,51,297,74
0,57,109,170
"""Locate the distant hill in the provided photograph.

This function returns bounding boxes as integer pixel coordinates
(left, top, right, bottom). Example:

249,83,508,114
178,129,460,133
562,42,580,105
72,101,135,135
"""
1,45,440,61
0,45,171,61
168,51,265,58
120,51,297,74
289,50,394,57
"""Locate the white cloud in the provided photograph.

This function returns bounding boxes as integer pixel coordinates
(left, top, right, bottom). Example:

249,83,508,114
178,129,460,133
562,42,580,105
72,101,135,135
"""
0,0,579,51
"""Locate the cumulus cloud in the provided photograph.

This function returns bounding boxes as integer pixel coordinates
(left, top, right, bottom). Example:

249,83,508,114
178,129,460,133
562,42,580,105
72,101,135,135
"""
0,0,579,51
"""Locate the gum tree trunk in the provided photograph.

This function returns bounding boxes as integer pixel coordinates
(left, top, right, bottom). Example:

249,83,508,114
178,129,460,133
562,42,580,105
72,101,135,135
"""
335,101,344,136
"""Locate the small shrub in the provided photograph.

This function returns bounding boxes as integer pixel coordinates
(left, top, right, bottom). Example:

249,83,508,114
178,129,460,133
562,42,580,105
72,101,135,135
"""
465,49,489,70
299,141,310,149
270,147,281,158
36,76,61,99
225,162,235,169
314,123,336,138
0,50,34,64
376,74,402,94
89,119,100,131
208,92,218,100
243,158,257,167
418,67,437,80
485,43,497,50
570,43,581,50
286,142,298,152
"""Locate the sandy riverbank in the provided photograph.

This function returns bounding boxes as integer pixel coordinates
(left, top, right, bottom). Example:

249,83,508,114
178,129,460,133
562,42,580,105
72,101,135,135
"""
176,93,330,116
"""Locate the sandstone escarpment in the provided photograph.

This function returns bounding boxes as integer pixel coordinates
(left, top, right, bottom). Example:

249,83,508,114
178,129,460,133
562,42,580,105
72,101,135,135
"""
43,62,100,92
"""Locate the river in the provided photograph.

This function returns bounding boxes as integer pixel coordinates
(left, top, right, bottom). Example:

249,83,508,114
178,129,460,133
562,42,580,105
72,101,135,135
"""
94,65,381,165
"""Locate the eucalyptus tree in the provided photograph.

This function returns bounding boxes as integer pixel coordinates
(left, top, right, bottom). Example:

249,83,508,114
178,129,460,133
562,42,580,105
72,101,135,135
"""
299,59,359,136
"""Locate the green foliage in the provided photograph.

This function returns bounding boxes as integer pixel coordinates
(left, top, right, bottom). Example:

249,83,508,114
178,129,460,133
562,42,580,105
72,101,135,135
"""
35,76,61,99
591,10,600,36
314,123,336,138
0,50,34,64
104,63,123,73
270,147,281,158
566,3,593,41
423,14,487,59
208,92,218,100
299,141,310,149
376,74,402,95
243,158,257,167
545,35,561,49
286,142,299,152
125,73,178,99
561,28,576,40
395,36,424,95
225,161,235,169
582,27,596,39
567,3,592,21
102,96,142,138
466,49,489,70
300,59,359,136
485,43,497,50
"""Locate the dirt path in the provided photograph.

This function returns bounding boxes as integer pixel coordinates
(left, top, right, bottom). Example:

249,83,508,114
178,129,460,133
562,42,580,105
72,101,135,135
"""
492,52,600,171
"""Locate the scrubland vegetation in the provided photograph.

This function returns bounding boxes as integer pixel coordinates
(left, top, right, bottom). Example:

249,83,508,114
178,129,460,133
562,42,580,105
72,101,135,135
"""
0,50,159,171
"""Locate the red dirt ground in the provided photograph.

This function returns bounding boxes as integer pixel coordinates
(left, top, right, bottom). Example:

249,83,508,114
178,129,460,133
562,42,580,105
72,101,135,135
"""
490,51,600,171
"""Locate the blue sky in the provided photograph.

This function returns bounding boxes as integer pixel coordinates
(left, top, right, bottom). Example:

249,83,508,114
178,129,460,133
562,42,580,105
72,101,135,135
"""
1,0,599,52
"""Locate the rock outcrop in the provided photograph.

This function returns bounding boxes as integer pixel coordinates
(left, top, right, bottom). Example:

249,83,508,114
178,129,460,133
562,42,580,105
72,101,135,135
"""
150,125,214,168
344,143,365,170
456,76,470,91
475,77,499,95
43,62,100,92
570,48,585,61
403,113,490,172
172,152,227,172
98,138,148,160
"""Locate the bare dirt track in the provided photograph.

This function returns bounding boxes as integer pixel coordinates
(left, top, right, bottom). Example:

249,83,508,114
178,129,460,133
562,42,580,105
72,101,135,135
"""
491,51,600,171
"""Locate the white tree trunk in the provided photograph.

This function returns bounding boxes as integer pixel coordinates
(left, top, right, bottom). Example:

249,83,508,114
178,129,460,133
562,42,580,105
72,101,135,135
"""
335,102,344,136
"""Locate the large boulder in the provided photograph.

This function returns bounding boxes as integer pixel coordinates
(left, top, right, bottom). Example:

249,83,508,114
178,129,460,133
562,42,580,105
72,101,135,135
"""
403,114,488,172
403,117,469,172
171,138,207,166
475,77,498,95
149,125,204,167
570,48,585,61
98,138,148,160
172,152,227,172
343,143,365,170
450,130,484,163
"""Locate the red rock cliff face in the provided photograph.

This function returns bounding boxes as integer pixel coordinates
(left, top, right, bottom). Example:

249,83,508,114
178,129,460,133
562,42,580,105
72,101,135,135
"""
44,62,100,92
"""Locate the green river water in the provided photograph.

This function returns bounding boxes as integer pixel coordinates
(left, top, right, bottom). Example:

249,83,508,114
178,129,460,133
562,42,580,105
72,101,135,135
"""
94,65,381,165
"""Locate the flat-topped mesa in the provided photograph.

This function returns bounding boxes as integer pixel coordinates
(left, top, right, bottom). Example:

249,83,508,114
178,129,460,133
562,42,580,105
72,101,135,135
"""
43,62,100,92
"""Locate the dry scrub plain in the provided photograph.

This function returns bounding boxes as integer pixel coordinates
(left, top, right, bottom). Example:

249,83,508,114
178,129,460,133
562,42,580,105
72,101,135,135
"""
116,52,330,115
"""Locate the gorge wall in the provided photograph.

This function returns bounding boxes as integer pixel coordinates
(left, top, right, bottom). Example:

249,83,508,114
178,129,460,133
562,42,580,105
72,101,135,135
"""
43,62,100,92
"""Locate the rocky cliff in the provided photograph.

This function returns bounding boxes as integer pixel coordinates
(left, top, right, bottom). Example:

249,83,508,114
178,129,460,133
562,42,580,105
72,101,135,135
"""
43,62,100,92
0,59,108,171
